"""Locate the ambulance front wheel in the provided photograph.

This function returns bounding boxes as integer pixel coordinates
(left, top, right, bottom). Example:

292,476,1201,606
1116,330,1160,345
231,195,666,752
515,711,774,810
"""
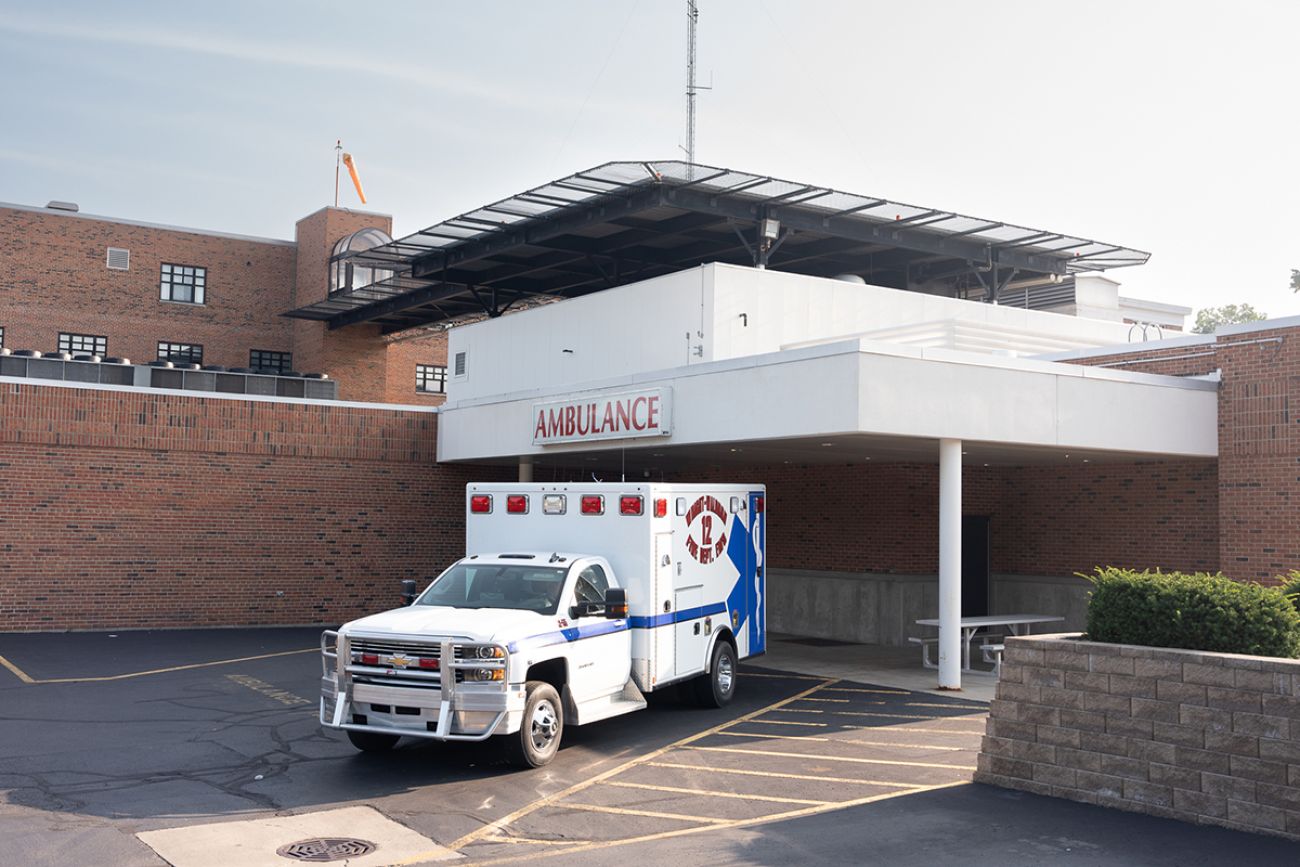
694,639,738,708
505,680,564,768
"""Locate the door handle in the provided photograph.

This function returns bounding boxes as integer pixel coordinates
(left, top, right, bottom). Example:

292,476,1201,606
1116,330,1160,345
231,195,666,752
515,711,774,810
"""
694,623,701,635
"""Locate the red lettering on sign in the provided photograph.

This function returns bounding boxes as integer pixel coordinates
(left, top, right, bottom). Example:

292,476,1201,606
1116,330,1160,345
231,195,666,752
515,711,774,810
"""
534,391,668,443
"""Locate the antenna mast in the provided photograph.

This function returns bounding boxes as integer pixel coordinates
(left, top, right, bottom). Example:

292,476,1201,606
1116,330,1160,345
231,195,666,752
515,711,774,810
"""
685,0,699,179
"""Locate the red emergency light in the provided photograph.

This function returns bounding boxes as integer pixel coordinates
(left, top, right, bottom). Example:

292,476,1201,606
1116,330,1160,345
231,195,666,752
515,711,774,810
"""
360,653,379,665
580,495,604,515
653,498,667,518
470,494,492,514
506,495,528,514
619,495,643,516
753,496,765,514
418,657,440,670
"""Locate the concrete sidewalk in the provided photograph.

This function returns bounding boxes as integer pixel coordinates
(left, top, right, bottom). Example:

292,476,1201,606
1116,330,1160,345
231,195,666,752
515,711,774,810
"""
758,635,997,702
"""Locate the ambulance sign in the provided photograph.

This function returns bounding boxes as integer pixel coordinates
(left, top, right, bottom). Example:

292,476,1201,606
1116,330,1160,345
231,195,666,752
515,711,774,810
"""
532,388,673,445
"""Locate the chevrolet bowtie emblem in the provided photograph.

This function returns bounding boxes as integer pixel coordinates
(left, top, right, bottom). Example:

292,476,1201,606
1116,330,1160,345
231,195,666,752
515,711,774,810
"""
387,654,411,668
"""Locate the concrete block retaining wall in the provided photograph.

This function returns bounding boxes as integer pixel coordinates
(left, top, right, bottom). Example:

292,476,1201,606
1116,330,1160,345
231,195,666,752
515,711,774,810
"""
975,633,1300,841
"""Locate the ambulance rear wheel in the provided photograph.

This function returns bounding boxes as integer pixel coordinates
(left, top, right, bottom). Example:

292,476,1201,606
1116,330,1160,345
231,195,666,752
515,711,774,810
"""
347,730,400,752
694,640,737,708
506,681,564,768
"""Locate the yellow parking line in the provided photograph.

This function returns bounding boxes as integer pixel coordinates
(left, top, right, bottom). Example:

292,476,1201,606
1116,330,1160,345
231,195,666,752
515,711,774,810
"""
840,739,971,752
767,708,824,714
0,648,317,685
797,697,851,703
435,676,839,858
483,835,594,847
605,780,829,806
831,710,979,721
742,718,828,727
905,702,988,710
684,745,976,771
837,723,985,736
715,731,828,742
646,761,916,788
822,687,909,695
742,672,826,681
0,654,36,684
459,782,971,866
559,802,730,825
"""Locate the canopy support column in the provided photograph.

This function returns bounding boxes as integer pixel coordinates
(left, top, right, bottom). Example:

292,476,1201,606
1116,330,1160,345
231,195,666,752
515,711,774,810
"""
938,438,963,690
518,457,534,483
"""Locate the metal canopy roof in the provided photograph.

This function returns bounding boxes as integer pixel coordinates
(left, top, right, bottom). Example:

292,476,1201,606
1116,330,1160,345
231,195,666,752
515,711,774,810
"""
284,160,1150,333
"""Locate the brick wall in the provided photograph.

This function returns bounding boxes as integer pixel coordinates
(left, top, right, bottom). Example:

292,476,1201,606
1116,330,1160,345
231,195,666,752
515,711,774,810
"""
681,459,1218,577
977,633,1300,841
0,202,450,405
0,381,508,631
289,207,449,404
1068,324,1300,581
0,205,297,369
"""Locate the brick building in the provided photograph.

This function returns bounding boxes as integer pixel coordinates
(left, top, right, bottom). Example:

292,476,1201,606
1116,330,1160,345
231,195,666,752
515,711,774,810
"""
0,200,450,405
1,160,1295,693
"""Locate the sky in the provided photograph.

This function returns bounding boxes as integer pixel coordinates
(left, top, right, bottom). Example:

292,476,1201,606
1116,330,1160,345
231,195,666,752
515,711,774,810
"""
2,0,1297,320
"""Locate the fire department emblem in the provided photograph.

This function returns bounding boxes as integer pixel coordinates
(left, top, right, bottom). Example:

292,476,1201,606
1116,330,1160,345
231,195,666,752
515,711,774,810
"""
684,495,728,564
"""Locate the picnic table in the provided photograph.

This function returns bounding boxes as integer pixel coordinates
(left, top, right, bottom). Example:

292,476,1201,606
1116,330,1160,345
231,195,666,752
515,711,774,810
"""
912,614,1066,673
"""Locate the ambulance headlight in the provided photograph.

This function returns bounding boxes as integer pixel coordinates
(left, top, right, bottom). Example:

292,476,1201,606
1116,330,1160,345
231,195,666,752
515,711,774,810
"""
467,668,505,682
462,644,506,660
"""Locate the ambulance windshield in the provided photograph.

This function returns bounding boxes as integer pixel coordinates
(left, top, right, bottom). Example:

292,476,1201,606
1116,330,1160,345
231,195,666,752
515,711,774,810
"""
416,563,568,615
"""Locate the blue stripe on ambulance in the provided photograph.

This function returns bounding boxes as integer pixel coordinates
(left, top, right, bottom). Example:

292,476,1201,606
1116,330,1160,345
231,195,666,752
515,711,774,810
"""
627,601,726,629
507,619,629,653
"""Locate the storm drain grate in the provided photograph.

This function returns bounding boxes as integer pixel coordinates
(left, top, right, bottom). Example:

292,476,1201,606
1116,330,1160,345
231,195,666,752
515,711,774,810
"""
276,837,377,862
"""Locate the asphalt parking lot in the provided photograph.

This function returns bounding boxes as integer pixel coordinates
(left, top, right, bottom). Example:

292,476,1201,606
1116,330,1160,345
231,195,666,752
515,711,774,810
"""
2,628,1297,866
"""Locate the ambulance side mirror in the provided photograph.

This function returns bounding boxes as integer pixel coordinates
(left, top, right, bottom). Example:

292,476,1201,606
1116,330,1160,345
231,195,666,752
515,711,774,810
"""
400,579,419,606
604,588,628,620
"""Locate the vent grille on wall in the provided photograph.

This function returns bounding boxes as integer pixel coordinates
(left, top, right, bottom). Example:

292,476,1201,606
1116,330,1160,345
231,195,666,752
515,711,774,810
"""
454,351,467,376
106,247,130,270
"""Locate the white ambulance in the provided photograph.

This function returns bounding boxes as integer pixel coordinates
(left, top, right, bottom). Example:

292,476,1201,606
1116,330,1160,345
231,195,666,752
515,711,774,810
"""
320,482,766,767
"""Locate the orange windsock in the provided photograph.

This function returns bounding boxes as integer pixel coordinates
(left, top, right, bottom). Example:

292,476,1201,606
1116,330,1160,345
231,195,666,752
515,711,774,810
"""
341,152,367,205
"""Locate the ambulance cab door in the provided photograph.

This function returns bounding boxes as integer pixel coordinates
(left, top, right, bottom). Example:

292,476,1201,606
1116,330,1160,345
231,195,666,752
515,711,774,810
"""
567,561,630,701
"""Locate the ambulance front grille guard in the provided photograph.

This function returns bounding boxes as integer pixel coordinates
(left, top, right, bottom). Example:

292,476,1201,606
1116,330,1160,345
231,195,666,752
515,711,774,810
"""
321,631,508,741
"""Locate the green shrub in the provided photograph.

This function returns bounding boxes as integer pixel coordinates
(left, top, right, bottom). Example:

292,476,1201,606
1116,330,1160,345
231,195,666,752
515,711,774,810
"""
1084,567,1300,658
1280,570,1300,613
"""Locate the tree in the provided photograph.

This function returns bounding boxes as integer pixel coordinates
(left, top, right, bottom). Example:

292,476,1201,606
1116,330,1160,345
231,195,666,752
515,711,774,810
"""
1291,269,1299,293
1192,303,1267,334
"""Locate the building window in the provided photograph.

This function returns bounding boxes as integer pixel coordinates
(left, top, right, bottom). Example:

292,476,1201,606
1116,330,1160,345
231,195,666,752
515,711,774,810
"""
250,349,292,375
157,341,204,365
0,326,4,350
58,332,107,356
160,263,206,304
416,364,447,393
